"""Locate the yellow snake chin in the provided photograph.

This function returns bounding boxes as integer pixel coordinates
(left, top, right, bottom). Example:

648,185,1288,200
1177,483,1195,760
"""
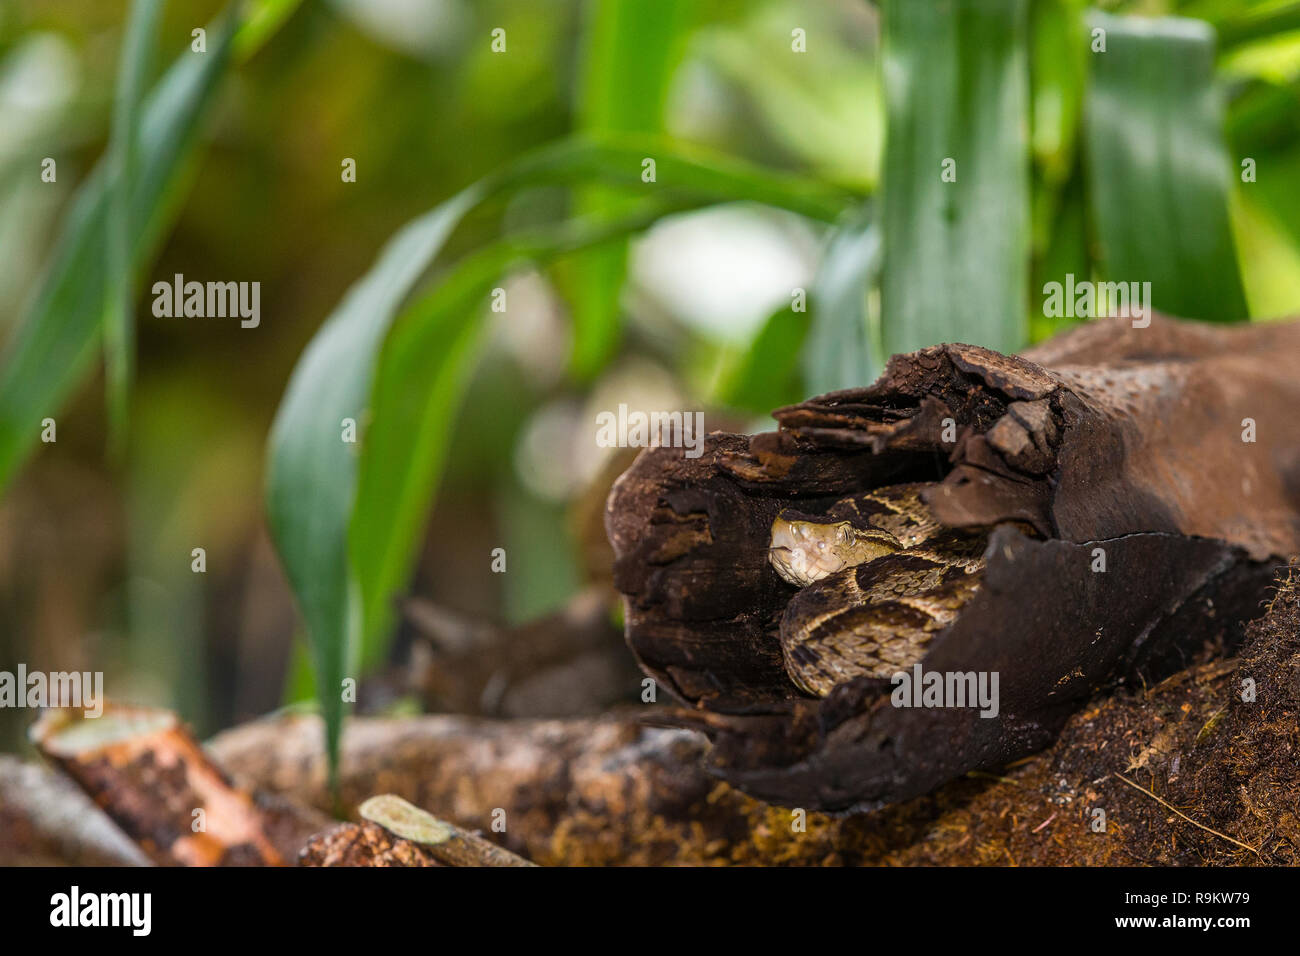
768,485,995,698
769,515,900,587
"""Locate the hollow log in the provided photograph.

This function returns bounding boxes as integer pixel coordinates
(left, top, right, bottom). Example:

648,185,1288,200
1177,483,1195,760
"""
606,315,1300,812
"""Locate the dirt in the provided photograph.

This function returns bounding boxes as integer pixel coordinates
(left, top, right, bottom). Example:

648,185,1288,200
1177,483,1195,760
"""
702,573,1300,865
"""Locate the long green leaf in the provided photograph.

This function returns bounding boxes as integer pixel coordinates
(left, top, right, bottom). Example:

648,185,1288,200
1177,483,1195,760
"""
0,13,236,489
567,0,692,379
353,147,853,657
1029,1,1087,342
880,0,1031,356
1214,1,1300,50
1084,13,1248,322
265,135,857,777
802,203,880,393
1030,0,1086,184
233,0,306,61
104,0,163,455
352,205,686,670
266,186,485,784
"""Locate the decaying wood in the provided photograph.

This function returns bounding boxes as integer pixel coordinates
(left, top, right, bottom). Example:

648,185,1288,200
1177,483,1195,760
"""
30,704,328,866
606,315,1300,812
17,314,1299,866
403,586,641,717
0,756,150,866
300,795,536,866
24,571,1295,869
209,711,731,865
212,572,1300,867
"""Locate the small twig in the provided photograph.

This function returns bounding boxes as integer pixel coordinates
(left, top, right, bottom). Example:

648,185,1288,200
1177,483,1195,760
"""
967,770,1020,786
1115,773,1260,858
359,794,536,867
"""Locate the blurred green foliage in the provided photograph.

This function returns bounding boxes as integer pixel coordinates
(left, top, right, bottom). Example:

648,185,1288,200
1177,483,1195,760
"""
3,0,1300,764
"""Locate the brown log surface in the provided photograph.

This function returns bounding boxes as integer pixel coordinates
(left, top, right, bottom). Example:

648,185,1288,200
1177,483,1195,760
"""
30,704,327,865
0,756,151,866
606,315,1300,811
212,570,1300,866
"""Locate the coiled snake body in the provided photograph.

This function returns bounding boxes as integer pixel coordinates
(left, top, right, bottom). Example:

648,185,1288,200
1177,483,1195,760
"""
769,483,992,697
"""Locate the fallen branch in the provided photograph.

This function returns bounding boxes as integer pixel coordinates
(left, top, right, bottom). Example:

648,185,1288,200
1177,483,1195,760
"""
30,705,328,866
0,756,150,866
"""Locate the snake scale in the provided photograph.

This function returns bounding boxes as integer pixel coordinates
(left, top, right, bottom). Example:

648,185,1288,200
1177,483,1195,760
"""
769,483,996,697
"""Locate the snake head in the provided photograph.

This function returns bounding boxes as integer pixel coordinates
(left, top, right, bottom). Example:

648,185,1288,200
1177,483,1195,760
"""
769,512,902,587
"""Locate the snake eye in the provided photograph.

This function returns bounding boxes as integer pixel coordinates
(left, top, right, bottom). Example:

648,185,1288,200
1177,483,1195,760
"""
817,541,827,551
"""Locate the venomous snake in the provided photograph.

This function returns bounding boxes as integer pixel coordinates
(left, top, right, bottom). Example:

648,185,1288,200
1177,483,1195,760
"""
769,483,997,697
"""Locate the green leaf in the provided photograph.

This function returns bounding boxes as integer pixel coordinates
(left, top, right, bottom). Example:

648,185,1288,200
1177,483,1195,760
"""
265,135,856,780
354,152,851,654
233,0,306,62
0,12,237,491
566,0,692,379
1084,13,1248,321
104,0,163,456
801,202,881,393
1030,0,1086,185
1031,161,1088,341
352,205,682,672
880,0,1032,357
266,185,486,785
714,303,813,415
1214,1,1300,50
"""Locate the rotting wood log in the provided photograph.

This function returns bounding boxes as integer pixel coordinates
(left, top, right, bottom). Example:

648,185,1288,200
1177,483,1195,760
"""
210,711,730,865
29,704,328,866
212,570,1300,869
606,314,1300,813
28,577,1291,870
